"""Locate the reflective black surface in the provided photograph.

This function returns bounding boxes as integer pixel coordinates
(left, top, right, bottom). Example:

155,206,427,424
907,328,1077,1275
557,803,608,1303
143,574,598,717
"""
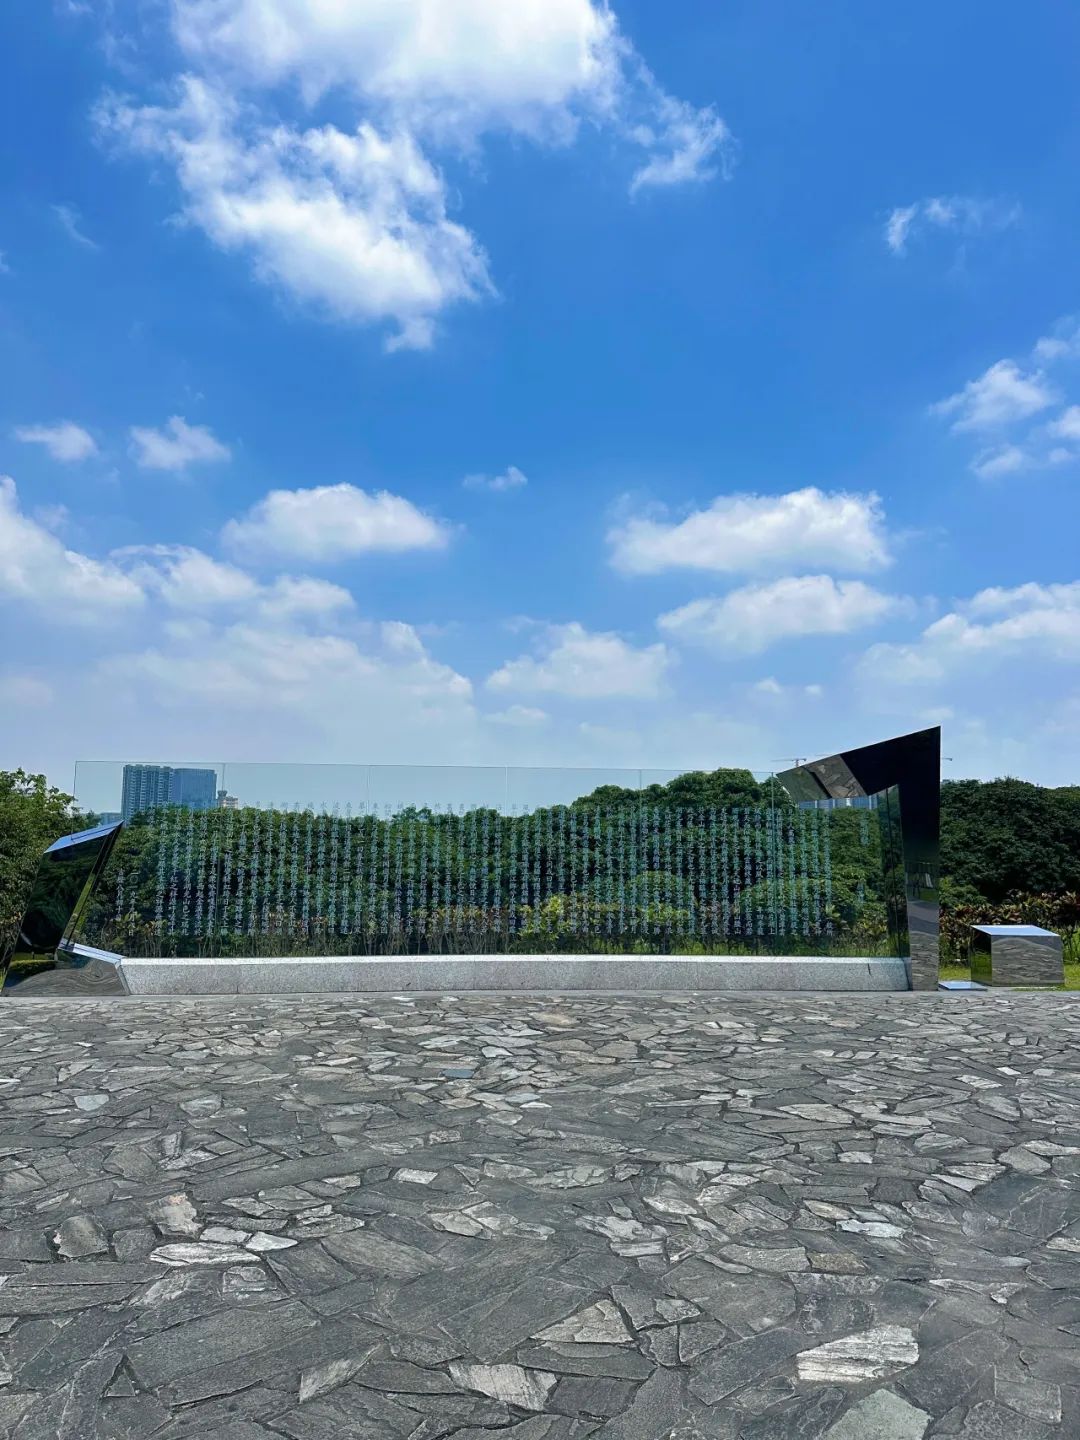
1,822,127,996
777,727,941,988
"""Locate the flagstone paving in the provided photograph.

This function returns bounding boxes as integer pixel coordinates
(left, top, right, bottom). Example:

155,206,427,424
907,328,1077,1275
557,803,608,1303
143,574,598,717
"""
1,991,1078,1439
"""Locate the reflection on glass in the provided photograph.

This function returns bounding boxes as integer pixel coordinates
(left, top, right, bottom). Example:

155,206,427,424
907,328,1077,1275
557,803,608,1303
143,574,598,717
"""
74,764,904,961
2,822,125,995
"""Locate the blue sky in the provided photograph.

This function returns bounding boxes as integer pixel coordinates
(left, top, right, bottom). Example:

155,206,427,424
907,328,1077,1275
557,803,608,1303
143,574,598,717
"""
3,0,1080,796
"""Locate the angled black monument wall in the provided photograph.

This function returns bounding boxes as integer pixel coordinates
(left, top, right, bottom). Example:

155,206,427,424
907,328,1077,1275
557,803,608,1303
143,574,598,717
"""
1,822,126,996
776,727,940,988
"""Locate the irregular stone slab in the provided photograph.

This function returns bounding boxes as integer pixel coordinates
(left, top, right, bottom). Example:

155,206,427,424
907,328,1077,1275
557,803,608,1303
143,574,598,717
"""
151,1243,253,1267
797,1325,918,1383
321,1229,437,1279
740,1387,846,1439
955,1400,1060,1439
124,1300,318,1388
535,1301,634,1345
825,1388,930,1439
449,1362,556,1411
149,1194,200,1237
994,1374,1062,1424
246,1232,297,1252
299,1356,365,1404
688,1329,805,1404
589,1365,686,1438
54,1215,109,1259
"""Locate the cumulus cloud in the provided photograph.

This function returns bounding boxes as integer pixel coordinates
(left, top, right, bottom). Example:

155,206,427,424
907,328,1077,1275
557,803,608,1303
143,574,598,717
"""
1034,318,1080,363
861,582,1080,691
462,464,528,493
14,421,98,462
129,414,231,470
885,194,1019,256
931,360,1057,433
99,1,730,346
0,476,144,621
658,576,908,655
222,482,449,561
608,488,891,577
102,617,473,726
168,0,729,183
257,574,355,620
100,79,493,351
751,677,823,700
487,620,671,699
969,444,1032,480
1049,406,1080,443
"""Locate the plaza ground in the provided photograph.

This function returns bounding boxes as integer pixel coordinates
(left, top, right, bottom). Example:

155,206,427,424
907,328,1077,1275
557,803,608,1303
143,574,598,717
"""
1,991,1078,1438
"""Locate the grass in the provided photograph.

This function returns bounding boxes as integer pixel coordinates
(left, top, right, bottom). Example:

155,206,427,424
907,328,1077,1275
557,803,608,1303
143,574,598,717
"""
939,960,1080,991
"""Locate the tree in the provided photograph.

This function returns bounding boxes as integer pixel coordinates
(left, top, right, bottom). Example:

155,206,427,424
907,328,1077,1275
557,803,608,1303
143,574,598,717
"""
0,771,93,968
941,777,1080,901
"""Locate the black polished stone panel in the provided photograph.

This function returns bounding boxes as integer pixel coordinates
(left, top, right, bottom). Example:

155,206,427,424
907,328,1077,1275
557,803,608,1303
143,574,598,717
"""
1,822,126,996
776,728,941,989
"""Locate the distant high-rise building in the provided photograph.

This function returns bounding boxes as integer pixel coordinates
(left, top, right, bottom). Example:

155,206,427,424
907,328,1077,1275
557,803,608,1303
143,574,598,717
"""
121,765,218,820
217,789,239,810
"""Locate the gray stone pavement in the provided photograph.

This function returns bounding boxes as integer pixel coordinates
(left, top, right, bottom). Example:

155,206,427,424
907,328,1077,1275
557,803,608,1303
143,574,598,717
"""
1,992,1078,1440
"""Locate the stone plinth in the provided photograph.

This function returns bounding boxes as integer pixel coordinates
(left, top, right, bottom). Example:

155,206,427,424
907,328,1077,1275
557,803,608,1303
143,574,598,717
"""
120,954,912,996
969,925,1064,987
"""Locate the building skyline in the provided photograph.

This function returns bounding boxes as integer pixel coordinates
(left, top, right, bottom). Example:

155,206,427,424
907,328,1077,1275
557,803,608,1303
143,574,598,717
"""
121,764,218,820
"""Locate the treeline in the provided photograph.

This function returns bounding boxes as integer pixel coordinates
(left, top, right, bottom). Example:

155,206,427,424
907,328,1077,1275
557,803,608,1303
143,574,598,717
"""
84,772,898,959
941,778,1080,902
4,768,1080,968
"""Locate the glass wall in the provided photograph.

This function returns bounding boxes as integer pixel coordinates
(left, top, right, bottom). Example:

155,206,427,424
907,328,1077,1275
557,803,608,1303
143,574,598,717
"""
73,761,904,959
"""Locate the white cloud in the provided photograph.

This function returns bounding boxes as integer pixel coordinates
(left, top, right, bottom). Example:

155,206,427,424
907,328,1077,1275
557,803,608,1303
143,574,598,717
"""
861,582,1080,691
970,443,1032,480
1049,406,1080,443
884,204,918,255
259,574,355,619
608,488,891,577
101,79,493,350
102,616,473,723
0,476,144,621
1033,318,1080,362
118,544,259,609
169,0,729,186
0,250,10,275
113,544,359,624
222,482,449,561
627,86,731,194
129,414,231,470
53,202,98,250
170,0,622,130
14,421,98,462
487,704,549,727
751,677,823,701
931,359,1057,433
658,576,908,655
885,194,1019,256
100,2,730,347
463,464,528,493
487,620,671,699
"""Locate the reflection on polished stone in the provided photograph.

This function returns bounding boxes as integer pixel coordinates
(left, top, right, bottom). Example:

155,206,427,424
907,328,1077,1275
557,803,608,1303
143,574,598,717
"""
970,924,1065,987
777,727,941,988
1,822,127,996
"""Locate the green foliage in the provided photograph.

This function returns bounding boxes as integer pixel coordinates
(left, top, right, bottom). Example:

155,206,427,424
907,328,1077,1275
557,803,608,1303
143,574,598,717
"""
0,770,94,967
82,775,893,960
941,777,1080,901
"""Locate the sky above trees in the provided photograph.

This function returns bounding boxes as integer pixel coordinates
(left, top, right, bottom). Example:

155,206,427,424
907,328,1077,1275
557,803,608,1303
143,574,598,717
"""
2,1,1079,789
